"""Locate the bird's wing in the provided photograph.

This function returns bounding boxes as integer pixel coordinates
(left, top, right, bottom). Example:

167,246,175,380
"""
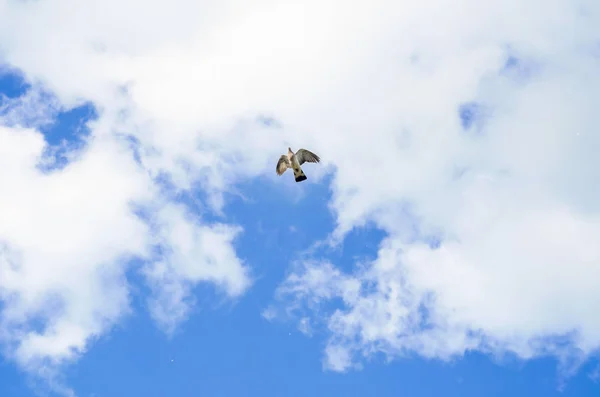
276,155,291,175
295,149,320,165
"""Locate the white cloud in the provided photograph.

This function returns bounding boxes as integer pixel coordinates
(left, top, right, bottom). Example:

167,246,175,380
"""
0,125,153,370
0,85,59,129
142,202,251,334
0,0,598,387
0,116,251,387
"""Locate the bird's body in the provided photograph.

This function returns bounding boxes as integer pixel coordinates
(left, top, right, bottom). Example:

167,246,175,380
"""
276,147,320,182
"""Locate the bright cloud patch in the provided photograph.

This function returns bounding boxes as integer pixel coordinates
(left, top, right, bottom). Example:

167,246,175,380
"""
0,0,599,393
0,124,151,366
0,104,251,387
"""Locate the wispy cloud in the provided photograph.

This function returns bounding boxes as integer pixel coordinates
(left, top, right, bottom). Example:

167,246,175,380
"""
0,87,59,129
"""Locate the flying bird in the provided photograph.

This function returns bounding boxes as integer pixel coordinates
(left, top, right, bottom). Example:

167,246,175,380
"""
276,147,320,182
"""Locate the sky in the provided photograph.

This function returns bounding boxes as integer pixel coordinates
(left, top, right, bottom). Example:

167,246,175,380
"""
0,0,600,396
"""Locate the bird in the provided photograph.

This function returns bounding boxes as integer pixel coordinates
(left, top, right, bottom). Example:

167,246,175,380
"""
276,147,320,182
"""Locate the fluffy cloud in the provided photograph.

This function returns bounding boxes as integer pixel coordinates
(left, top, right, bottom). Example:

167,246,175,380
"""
0,120,251,375
268,1,600,374
0,0,599,386
143,202,251,334
0,124,151,366
0,104,252,397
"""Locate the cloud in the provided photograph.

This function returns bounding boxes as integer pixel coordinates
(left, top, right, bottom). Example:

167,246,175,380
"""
0,124,153,369
0,0,598,388
272,53,600,370
0,104,251,389
142,202,251,334
0,86,59,129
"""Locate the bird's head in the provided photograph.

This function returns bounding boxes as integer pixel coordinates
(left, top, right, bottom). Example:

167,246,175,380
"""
288,147,293,154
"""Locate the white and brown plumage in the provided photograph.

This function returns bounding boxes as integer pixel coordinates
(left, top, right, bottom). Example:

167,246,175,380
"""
276,147,320,182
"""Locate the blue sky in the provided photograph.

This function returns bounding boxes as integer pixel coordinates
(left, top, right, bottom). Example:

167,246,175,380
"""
1,2,600,396
1,70,599,397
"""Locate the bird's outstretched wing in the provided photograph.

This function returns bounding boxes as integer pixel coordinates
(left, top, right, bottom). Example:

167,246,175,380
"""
276,155,291,175
295,149,320,165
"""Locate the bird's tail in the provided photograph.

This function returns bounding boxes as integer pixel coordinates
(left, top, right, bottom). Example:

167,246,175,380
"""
294,166,307,182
